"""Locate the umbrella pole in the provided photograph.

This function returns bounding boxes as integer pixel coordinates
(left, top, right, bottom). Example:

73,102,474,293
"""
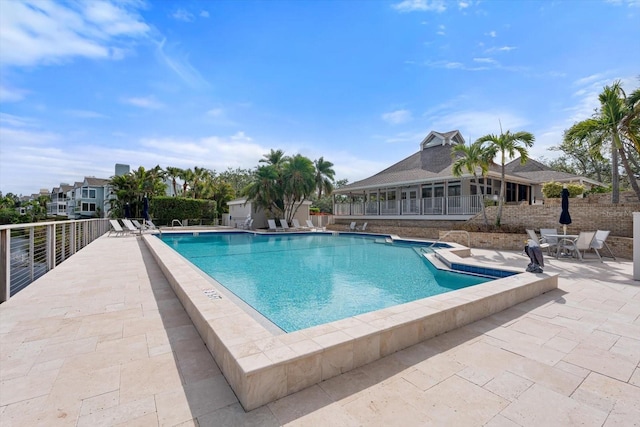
563,224,567,235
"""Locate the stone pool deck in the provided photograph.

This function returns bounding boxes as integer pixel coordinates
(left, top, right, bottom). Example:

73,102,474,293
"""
1,234,638,426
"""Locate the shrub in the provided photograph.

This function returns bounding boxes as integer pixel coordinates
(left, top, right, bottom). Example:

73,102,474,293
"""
541,181,584,198
151,197,216,226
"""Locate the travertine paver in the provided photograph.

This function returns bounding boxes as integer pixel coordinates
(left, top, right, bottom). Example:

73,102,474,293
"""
1,234,638,426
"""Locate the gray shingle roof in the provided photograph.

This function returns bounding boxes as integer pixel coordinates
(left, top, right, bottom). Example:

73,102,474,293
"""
337,134,596,193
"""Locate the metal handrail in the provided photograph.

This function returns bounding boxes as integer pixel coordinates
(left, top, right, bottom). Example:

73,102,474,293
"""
0,218,110,303
428,230,471,248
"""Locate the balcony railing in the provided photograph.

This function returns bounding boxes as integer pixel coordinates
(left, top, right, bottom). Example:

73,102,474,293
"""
334,194,484,217
1,218,110,303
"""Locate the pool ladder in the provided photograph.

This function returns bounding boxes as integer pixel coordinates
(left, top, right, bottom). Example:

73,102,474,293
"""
427,230,470,248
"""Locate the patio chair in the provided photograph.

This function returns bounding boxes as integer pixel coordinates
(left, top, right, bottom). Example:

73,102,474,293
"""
591,230,615,260
108,219,125,236
244,218,254,230
525,229,550,252
268,219,284,232
122,219,139,234
279,219,291,231
346,222,356,231
539,228,559,255
291,219,307,230
132,219,146,231
563,231,601,262
306,219,323,232
356,222,368,232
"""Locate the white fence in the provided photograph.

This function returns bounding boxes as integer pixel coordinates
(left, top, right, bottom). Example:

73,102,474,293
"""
1,218,110,302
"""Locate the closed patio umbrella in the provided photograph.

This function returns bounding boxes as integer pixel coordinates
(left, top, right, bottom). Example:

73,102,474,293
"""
124,203,131,219
559,187,571,235
142,196,149,221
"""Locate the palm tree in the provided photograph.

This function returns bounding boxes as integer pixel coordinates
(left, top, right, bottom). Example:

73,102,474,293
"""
165,166,184,196
260,149,287,167
565,81,640,203
243,165,283,218
313,157,335,199
180,168,195,197
191,166,213,199
451,140,495,226
282,154,316,222
476,130,535,226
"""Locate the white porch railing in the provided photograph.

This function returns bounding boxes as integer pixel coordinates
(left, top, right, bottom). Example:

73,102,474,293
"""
334,194,484,217
0,218,110,303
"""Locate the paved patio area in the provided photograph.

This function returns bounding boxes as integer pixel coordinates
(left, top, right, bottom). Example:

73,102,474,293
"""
1,234,638,426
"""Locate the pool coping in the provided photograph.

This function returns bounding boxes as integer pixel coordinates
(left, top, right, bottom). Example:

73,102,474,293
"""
142,232,558,411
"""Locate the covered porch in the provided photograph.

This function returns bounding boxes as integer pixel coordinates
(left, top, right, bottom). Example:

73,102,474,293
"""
334,177,533,219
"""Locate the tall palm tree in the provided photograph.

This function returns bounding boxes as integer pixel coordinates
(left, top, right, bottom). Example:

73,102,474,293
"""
451,140,495,226
282,154,316,221
565,81,640,203
180,168,195,197
476,130,535,226
313,157,335,199
260,149,287,168
243,165,282,218
191,166,213,199
165,166,184,196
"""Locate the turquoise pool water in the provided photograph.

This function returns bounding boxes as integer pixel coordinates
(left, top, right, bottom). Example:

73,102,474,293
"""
159,232,490,332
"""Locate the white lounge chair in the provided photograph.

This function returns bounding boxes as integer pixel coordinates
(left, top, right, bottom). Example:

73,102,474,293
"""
591,230,615,260
291,219,307,230
356,222,368,232
305,219,322,232
108,220,125,236
563,231,601,262
267,219,284,232
132,219,146,231
121,219,139,234
346,222,356,231
279,219,291,231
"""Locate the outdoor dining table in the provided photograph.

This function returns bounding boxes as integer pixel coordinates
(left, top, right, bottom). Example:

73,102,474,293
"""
542,233,579,258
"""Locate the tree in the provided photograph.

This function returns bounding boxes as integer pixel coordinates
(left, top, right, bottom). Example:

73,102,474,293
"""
565,81,640,203
476,130,535,226
110,166,166,218
243,150,329,223
451,140,495,226
282,154,316,222
165,166,184,196
313,157,335,199
243,164,282,218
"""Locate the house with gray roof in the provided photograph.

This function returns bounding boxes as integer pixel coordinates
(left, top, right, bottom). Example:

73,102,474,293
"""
66,177,113,219
333,130,602,221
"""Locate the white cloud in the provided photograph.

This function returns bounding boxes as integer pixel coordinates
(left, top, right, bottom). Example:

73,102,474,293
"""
426,110,530,142
200,11,210,18
605,0,640,6
473,57,497,64
485,46,516,53
64,110,109,119
154,38,209,88
458,1,470,9
172,8,194,22
123,96,164,109
205,107,237,126
0,0,149,67
572,73,607,87
392,0,447,13
0,85,26,102
486,30,497,37
382,109,413,125
437,24,446,35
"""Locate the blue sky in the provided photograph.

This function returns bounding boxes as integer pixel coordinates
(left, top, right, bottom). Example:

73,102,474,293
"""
1,0,639,196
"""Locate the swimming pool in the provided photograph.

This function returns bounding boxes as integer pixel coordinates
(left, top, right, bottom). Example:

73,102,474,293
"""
159,232,490,332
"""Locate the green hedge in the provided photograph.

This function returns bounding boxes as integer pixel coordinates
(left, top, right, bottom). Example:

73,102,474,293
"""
541,182,584,198
152,197,217,226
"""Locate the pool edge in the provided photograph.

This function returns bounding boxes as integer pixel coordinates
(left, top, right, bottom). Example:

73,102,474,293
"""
142,234,558,411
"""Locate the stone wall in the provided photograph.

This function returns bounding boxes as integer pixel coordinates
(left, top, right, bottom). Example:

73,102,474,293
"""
471,203,637,238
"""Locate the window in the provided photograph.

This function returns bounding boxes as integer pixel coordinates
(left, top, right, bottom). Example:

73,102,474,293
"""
422,187,432,198
81,202,96,212
81,188,97,199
